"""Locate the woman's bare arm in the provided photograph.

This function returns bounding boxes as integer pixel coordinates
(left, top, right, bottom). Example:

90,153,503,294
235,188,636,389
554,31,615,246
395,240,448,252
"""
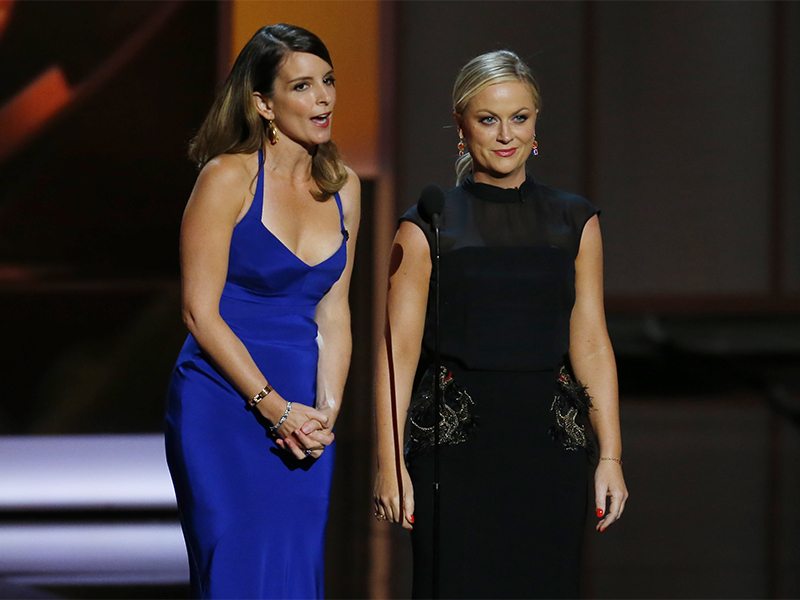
568,215,628,531
373,220,431,529
292,170,361,456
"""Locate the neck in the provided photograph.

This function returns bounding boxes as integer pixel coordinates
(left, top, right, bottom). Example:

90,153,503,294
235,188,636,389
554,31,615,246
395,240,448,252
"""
262,139,315,184
472,167,526,189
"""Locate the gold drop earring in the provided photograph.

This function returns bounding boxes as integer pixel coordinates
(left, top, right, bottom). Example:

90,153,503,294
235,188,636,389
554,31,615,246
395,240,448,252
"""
531,136,539,156
267,120,279,145
457,131,465,156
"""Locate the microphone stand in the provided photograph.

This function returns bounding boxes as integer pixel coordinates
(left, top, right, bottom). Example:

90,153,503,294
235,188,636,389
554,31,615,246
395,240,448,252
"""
431,212,441,599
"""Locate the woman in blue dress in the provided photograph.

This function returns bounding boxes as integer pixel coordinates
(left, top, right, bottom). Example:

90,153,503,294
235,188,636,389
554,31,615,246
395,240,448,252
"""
165,24,360,599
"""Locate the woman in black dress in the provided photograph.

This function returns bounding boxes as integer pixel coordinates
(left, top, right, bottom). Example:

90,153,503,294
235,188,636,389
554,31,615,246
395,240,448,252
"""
373,50,628,598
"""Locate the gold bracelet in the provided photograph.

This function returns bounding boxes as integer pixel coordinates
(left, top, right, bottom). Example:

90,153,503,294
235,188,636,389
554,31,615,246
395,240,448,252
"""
248,383,273,408
599,456,623,465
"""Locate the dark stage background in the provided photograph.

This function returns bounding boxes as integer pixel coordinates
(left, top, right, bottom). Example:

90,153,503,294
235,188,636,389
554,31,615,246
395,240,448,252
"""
0,1,798,599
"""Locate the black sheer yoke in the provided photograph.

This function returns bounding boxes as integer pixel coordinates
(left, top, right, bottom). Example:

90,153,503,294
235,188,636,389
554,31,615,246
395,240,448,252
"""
401,173,599,372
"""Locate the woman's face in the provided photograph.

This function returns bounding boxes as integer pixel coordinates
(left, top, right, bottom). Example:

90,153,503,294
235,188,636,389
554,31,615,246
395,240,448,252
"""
457,80,538,187
258,51,336,149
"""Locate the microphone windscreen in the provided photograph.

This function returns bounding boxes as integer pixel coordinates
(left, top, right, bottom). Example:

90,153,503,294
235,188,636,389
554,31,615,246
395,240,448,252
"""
417,184,445,224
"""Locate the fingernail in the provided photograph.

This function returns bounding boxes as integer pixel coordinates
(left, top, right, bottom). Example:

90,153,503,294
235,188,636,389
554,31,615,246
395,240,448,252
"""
596,508,604,518
599,526,605,533
409,514,415,524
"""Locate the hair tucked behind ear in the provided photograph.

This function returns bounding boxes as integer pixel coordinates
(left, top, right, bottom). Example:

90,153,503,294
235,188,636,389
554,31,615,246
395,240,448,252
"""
452,49,541,185
188,23,347,199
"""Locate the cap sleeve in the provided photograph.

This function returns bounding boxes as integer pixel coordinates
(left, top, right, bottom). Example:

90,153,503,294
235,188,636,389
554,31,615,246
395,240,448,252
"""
399,204,435,248
568,195,601,257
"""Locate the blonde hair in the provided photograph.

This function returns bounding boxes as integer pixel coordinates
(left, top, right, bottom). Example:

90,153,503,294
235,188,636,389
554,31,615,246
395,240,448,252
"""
189,24,347,199
452,50,541,184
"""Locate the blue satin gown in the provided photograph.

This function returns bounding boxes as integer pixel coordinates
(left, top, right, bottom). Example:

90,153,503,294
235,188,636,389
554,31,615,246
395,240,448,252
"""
165,149,348,599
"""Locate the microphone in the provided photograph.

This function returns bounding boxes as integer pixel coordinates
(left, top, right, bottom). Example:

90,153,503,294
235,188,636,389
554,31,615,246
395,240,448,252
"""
416,183,444,599
417,184,445,228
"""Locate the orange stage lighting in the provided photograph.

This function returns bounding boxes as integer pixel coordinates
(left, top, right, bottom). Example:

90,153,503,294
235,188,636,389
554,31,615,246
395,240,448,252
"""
0,0,14,38
0,66,72,163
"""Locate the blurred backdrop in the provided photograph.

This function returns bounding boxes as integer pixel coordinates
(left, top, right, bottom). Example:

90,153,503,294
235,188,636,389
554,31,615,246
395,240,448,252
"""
0,1,798,598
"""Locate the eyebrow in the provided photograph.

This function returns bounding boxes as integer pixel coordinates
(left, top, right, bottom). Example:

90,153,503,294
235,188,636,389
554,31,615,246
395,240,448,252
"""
285,70,334,85
473,107,532,115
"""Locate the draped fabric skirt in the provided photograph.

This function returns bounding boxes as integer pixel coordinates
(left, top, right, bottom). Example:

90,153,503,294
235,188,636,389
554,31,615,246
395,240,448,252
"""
165,334,335,599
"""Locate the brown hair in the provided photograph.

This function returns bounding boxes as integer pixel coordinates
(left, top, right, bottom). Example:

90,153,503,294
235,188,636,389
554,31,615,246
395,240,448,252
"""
189,23,347,198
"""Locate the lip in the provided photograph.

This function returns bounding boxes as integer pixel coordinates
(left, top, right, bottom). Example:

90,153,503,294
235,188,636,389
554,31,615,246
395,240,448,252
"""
493,148,517,157
310,112,332,128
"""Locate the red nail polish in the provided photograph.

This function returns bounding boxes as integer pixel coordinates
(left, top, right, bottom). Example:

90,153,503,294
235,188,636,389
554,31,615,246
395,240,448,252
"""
596,508,604,518
409,515,415,524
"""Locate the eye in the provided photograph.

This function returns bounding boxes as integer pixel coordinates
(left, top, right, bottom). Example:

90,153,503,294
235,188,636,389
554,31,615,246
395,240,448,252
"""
479,116,497,125
293,81,310,91
323,75,336,86
513,114,529,123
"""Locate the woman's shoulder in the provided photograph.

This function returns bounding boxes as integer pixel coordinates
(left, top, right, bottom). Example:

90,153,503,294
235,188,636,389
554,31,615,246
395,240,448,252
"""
200,152,256,186
535,181,591,208
535,181,598,218
400,183,466,221
337,165,361,213
533,181,600,245
188,152,257,216
340,165,361,195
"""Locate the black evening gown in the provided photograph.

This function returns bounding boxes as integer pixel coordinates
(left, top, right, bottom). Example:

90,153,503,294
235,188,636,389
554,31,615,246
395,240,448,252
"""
400,174,599,599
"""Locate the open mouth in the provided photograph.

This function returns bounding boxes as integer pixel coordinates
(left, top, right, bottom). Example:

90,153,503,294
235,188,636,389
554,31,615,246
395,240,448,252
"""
311,112,332,127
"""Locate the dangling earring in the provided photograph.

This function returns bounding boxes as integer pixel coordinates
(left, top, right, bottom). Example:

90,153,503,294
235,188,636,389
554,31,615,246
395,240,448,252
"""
457,131,465,157
267,120,279,145
531,137,539,156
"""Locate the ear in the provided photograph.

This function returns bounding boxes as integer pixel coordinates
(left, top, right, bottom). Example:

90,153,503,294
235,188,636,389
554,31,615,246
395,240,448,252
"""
452,111,463,133
252,92,275,120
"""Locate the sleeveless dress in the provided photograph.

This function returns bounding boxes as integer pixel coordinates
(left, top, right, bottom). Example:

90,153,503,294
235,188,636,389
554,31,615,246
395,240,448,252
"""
401,174,599,599
165,149,348,599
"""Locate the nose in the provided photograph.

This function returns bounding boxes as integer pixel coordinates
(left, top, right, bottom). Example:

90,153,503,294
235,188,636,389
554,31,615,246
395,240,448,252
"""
317,86,331,105
497,122,511,144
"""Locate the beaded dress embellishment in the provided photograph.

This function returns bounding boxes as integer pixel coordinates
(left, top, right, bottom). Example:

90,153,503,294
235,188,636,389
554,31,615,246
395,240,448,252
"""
549,365,596,460
405,366,477,459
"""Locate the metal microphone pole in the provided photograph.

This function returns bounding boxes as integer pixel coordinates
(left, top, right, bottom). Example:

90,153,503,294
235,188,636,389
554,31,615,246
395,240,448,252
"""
432,214,441,599
418,185,444,598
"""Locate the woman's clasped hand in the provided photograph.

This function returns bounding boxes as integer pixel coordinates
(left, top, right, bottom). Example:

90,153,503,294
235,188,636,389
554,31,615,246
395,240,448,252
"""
271,405,335,460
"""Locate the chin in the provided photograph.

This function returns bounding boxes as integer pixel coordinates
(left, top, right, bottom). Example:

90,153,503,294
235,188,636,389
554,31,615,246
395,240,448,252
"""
310,131,333,146
294,134,332,151
480,162,526,180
